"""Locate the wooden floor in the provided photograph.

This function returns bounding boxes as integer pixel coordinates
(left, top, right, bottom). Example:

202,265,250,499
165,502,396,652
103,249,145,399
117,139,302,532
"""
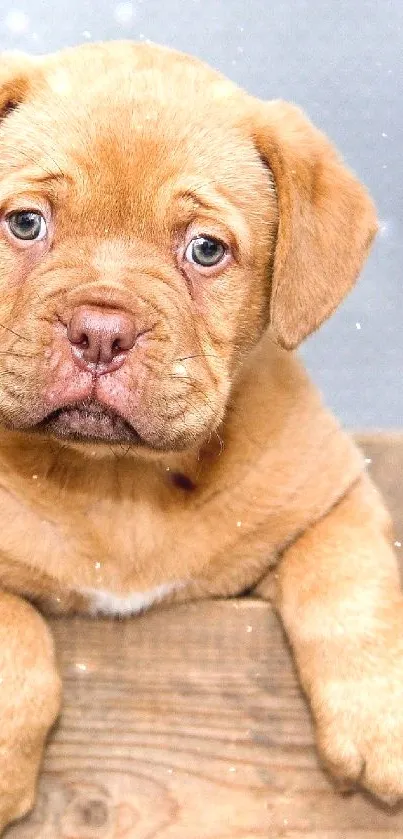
6,434,403,839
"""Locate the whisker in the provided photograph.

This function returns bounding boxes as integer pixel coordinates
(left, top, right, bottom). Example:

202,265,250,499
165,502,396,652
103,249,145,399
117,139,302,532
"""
118,443,132,458
175,352,221,363
41,150,65,179
0,323,32,343
213,429,224,455
0,351,37,359
107,444,121,460
12,146,65,180
0,370,24,377
29,285,46,308
164,374,218,410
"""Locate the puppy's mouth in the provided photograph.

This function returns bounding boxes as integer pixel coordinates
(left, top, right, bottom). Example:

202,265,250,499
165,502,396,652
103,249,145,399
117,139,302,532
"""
37,399,144,445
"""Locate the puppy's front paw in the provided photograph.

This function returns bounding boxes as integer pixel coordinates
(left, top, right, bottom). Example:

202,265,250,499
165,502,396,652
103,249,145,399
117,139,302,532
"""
314,663,403,804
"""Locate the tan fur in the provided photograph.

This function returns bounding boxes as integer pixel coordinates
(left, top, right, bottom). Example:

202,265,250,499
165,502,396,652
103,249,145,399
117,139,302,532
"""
0,41,398,830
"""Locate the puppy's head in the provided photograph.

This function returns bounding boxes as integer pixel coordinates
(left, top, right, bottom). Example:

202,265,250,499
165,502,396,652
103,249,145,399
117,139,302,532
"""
0,42,376,453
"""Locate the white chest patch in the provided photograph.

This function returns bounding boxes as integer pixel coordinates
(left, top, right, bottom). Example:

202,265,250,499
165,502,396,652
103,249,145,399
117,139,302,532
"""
81,581,184,617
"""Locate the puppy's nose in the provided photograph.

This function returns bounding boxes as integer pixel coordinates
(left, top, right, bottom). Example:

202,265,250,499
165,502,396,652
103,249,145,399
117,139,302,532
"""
67,306,137,373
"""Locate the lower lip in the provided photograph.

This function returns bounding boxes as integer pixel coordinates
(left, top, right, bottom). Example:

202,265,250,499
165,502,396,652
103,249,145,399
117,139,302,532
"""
37,404,144,445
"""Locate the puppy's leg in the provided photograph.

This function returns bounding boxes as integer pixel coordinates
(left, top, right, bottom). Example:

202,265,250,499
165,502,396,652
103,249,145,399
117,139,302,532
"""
0,592,61,833
255,475,403,804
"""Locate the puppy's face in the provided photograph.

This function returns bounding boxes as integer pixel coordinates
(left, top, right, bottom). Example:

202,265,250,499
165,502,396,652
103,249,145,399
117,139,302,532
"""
0,43,376,453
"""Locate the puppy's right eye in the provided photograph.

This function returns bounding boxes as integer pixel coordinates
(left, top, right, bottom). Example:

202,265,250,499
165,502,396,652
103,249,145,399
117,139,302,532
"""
6,211,47,242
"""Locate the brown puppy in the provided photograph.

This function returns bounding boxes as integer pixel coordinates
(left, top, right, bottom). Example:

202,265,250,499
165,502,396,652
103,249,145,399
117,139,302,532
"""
0,40,399,831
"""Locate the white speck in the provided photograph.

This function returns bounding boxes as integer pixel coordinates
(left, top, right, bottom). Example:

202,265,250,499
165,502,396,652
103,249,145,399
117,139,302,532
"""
82,30,91,39
283,819,289,826
381,132,388,138
231,59,237,66
229,766,236,773
4,9,29,34
95,561,101,569
236,521,242,527
364,457,372,465
237,45,244,53
166,466,170,472
395,541,402,548
76,663,87,672
32,474,38,480
378,218,395,238
355,322,361,330
55,597,61,603
237,25,244,32
139,32,145,39
114,1,134,24
167,768,173,774
246,625,253,633
382,164,388,169
173,362,187,376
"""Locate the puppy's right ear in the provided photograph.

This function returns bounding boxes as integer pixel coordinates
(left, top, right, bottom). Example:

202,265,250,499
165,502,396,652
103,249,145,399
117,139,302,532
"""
0,53,36,117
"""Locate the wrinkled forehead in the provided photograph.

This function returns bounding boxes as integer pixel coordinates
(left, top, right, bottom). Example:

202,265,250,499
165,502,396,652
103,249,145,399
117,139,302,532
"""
0,47,266,231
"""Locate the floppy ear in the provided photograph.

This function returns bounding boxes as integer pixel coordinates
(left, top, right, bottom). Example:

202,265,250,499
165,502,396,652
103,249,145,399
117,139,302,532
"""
250,100,378,349
0,52,36,119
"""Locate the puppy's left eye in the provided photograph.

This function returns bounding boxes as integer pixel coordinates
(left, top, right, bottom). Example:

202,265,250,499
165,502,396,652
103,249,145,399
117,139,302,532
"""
6,211,47,242
185,236,226,267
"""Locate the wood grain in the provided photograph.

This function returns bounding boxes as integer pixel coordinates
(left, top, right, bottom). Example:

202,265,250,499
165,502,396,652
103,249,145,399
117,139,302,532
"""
5,434,403,838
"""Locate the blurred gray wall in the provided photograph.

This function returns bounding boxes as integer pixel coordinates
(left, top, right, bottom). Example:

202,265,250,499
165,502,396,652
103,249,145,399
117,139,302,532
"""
0,0,401,427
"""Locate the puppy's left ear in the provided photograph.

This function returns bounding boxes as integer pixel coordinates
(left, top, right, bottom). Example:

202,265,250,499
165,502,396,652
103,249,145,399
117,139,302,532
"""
249,100,378,349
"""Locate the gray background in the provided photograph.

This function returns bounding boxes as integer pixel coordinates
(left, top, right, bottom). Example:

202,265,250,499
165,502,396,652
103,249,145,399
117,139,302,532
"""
0,0,401,428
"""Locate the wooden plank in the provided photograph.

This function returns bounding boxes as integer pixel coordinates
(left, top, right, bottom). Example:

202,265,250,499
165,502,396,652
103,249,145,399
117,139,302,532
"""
5,434,403,838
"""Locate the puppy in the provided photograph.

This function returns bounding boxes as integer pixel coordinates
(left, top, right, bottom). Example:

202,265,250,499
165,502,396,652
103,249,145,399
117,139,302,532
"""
0,40,399,831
